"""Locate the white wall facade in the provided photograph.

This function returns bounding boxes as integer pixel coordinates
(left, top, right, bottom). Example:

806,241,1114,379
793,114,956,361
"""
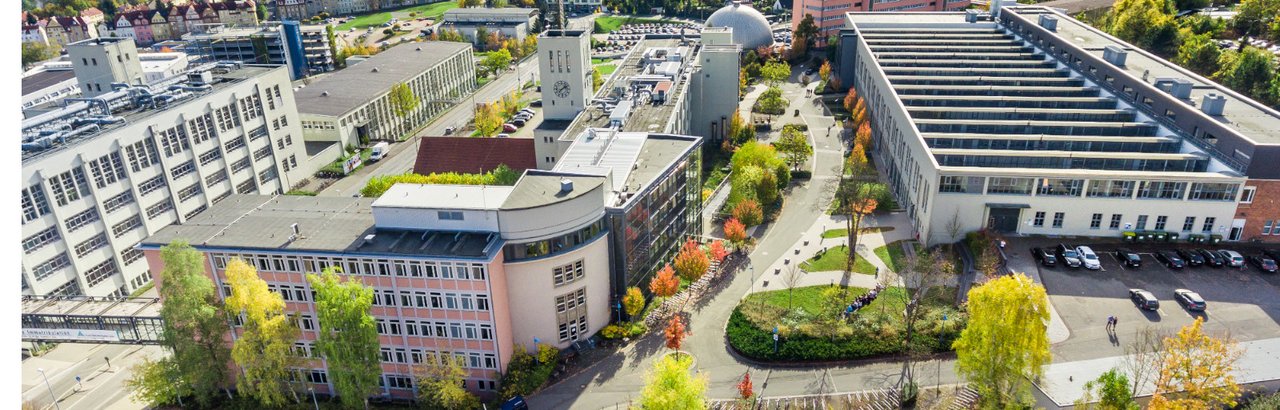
538,30,592,121
500,233,612,351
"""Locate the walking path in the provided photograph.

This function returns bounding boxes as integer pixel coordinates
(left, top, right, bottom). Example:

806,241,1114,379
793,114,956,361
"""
749,212,915,293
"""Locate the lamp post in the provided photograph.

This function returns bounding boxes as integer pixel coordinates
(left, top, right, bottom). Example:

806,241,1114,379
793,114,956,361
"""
37,368,61,410
308,386,319,410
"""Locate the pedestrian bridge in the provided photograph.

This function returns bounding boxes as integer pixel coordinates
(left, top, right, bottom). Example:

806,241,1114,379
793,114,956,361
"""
21,296,164,345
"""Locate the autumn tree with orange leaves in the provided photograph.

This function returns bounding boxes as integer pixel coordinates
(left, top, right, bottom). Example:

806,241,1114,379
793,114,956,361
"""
833,158,889,271
708,240,729,264
648,264,680,298
674,240,711,282
724,218,748,248
737,372,754,401
664,316,687,354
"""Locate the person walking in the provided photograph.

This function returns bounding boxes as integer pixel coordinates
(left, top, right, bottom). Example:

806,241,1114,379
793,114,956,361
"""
1106,316,1115,332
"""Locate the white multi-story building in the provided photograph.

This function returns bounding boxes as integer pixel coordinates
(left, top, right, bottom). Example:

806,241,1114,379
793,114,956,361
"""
21,55,308,297
537,29,593,121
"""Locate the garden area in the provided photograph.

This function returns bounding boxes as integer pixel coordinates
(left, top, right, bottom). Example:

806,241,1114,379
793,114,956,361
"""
335,2,458,30
728,284,965,361
799,245,877,275
593,16,681,33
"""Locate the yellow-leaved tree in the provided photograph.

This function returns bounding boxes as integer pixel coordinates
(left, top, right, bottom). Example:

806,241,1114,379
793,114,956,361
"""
953,273,1051,408
225,258,300,407
1148,317,1243,409
638,354,707,410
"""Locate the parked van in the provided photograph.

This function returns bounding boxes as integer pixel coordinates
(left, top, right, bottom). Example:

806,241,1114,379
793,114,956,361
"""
369,142,390,162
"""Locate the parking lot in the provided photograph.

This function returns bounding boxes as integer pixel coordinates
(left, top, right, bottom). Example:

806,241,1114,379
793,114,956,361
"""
1007,237,1280,362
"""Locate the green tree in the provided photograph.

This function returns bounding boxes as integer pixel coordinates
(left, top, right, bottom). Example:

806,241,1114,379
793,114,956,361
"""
637,354,708,410
125,357,188,407
21,42,55,68
225,258,300,407
592,66,603,92
953,273,1052,408
1232,0,1280,39
754,86,789,115
255,2,267,20
98,0,117,17
728,112,755,146
388,82,419,118
760,60,791,86
1075,368,1138,410
795,14,819,50
773,126,812,171
1103,0,1179,54
473,102,504,137
481,48,512,76
307,268,380,409
623,286,645,318
1175,30,1221,75
1214,47,1279,105
153,241,231,406
416,355,480,409
1149,317,1243,409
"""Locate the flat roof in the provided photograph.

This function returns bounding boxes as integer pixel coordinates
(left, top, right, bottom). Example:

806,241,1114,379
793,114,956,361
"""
501,172,607,210
22,69,75,96
374,184,514,210
293,42,471,117
443,7,536,17
142,194,500,258
21,296,162,318
555,131,699,205
563,38,693,139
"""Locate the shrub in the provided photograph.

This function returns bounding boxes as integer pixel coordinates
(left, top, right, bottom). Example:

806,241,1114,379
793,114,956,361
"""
601,324,628,339
498,345,557,398
361,165,519,197
733,200,764,227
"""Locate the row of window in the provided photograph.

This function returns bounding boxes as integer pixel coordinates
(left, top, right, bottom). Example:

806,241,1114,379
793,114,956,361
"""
1034,211,1218,233
292,313,494,342
372,289,492,312
207,252,489,281
940,176,1239,201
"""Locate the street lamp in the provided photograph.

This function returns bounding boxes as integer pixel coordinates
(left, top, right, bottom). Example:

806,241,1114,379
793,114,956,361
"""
37,368,61,410
308,386,319,410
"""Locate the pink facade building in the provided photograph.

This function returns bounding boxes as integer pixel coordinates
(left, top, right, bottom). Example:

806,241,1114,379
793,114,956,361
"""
791,0,971,42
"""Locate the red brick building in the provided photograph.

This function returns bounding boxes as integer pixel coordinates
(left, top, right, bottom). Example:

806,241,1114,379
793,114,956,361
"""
1234,180,1280,242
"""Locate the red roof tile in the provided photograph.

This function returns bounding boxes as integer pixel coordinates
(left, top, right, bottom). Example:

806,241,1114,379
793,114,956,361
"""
414,137,537,175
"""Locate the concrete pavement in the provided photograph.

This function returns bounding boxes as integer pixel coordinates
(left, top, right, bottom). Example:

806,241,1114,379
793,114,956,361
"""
22,343,166,410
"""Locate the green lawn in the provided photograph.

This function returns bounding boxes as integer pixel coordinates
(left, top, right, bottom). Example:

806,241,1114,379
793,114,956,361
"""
336,1,458,30
743,285,890,317
820,226,897,239
799,245,877,275
874,240,911,272
591,57,612,64
594,16,680,33
595,64,617,75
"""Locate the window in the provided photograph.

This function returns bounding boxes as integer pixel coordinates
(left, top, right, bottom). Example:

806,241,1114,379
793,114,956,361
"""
1154,216,1168,230
215,103,241,132
1136,215,1148,230
1202,217,1215,233
198,148,222,165
224,135,246,152
64,208,100,232
111,215,143,238
298,315,315,331
23,227,61,254
938,176,984,193
1264,220,1273,236
188,113,216,144
1086,180,1135,198
85,259,120,287
102,190,134,213
1241,186,1256,203
1137,181,1186,200
124,139,161,172
157,125,191,157
87,151,127,188
1033,211,1045,227
1052,212,1065,228
146,199,173,219
438,211,464,221
986,177,1035,195
1182,217,1195,232
185,204,208,219
1038,178,1083,197
33,253,72,281
1110,214,1122,230
553,260,585,286
258,168,277,184
239,95,263,120
122,246,145,265
231,158,251,173
555,288,588,342
22,185,52,223
178,184,202,201
1090,213,1102,229
48,167,91,206
138,175,167,196
236,179,257,195
170,160,196,178
205,169,228,185
253,145,272,162
1188,183,1238,201
74,233,109,257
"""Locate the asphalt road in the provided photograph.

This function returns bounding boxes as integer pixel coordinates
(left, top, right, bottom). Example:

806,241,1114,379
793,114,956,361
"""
22,343,166,410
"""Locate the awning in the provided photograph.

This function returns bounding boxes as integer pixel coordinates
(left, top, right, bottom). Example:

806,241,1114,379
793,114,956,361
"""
986,203,1031,209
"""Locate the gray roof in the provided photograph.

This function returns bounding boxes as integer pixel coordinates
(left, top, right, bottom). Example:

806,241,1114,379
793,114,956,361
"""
22,69,75,96
140,194,500,259
443,7,537,18
501,172,607,210
293,42,471,117
554,131,700,206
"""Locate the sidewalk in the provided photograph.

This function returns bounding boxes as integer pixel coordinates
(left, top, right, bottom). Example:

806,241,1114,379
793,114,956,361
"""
750,211,916,293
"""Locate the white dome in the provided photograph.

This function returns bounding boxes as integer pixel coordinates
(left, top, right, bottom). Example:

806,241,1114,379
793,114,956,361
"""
705,1,774,50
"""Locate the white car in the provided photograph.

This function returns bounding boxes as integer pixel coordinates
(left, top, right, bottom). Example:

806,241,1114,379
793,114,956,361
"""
1076,246,1102,270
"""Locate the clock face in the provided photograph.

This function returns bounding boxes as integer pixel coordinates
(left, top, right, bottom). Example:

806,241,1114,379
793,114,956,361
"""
554,80,571,98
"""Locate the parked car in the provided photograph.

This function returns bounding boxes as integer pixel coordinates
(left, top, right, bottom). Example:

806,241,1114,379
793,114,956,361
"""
512,118,526,127
1115,249,1142,268
1173,289,1206,311
1155,250,1185,269
530,99,543,107
1262,249,1280,262
1076,246,1102,270
502,123,518,132
1197,248,1225,267
519,108,535,116
1129,289,1160,311
1056,244,1083,268
496,133,511,138
1248,255,1278,273
1176,249,1204,266
1218,249,1245,267
443,126,456,135
1031,247,1057,267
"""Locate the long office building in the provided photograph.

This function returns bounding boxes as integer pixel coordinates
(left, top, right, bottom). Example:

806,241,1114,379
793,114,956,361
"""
139,130,700,398
833,7,1276,245
21,38,309,297
181,22,336,80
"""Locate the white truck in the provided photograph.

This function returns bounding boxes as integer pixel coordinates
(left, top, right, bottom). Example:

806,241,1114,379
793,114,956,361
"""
368,142,390,162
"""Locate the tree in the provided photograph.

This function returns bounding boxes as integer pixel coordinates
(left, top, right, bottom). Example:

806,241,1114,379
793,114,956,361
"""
458,0,483,6
125,357,188,407
724,217,748,247
760,60,791,86
225,258,300,407
153,241,230,406
737,372,754,401
1075,368,1138,410
473,103,503,137
732,199,764,227
664,316,688,353
307,268,380,409
1232,0,1280,39
1102,0,1179,54
649,264,680,297
773,125,812,171
481,48,512,76
255,2,267,20
1123,326,1166,398
897,248,956,391
674,239,711,282
855,122,871,149
754,86,789,114
833,178,888,272
843,87,859,113
592,66,603,91
782,265,804,309
953,273,1052,408
1215,47,1278,105
521,34,538,56
22,42,55,68
638,354,707,410
708,240,729,264
795,14,818,50
623,286,645,319
416,354,480,409
388,82,418,118
728,112,754,146
98,0,117,17
1149,317,1243,409
818,61,831,84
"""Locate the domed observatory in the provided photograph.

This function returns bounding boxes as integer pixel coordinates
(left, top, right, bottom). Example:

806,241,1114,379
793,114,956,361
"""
705,1,774,50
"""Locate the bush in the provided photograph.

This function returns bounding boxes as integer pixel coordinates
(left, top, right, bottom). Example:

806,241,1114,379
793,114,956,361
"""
732,200,764,227
361,165,519,197
601,324,628,339
499,345,558,398
790,170,812,179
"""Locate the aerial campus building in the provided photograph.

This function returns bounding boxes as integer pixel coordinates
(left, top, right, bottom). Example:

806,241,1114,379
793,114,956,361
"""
21,38,309,298
834,5,1280,244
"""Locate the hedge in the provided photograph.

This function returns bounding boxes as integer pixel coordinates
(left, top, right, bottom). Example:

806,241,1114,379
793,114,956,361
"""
727,307,961,362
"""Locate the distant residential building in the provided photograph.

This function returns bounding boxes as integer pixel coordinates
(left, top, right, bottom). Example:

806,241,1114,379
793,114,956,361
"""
792,0,971,43
22,23,50,46
45,16,99,50
79,7,106,27
441,8,539,44
293,42,475,149
180,22,335,80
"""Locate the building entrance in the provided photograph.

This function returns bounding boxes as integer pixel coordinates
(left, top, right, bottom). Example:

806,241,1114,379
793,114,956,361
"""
987,207,1022,233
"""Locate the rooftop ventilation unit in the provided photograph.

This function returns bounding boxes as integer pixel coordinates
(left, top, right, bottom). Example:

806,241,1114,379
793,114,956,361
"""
1201,93,1226,116
560,179,574,192
1153,77,1193,100
187,70,213,85
1038,15,1058,31
1103,45,1127,66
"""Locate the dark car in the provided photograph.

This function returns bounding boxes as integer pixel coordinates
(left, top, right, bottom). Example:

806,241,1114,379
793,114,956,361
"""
1173,289,1206,311
1129,289,1160,311
1176,249,1205,266
1248,255,1278,273
1262,249,1280,262
1114,249,1142,268
1031,247,1057,267
1155,251,1185,269
1197,248,1225,267
1056,243,1082,268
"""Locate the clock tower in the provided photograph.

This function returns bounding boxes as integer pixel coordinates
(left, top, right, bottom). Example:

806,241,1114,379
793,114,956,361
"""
538,29,592,121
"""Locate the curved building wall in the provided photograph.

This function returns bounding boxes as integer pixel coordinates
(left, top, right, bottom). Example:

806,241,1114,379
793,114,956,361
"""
498,183,606,242
501,232,612,351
